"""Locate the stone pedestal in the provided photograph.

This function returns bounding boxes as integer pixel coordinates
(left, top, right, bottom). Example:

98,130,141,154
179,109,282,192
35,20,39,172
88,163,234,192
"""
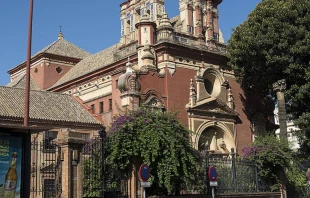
54,131,86,198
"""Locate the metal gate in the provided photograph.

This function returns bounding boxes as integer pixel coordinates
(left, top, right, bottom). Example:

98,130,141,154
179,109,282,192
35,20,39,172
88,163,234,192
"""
30,132,62,198
82,136,128,198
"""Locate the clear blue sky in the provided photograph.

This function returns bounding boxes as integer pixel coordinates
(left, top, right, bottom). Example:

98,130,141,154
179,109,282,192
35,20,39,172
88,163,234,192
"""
0,0,261,86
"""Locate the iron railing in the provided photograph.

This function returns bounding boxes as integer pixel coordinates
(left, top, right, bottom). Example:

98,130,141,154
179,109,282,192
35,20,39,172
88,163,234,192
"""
30,132,62,198
82,136,129,198
208,148,272,194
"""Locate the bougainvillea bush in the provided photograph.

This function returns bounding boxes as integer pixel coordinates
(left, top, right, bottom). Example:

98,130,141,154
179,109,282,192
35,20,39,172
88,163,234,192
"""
106,108,200,194
242,135,306,190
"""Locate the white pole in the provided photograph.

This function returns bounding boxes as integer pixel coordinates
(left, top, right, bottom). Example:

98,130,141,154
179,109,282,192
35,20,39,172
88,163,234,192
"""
143,187,146,198
212,187,215,198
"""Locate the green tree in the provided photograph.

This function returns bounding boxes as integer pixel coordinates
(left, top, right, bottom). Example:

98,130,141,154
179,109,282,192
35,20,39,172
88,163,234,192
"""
227,0,310,154
242,135,306,191
106,108,200,195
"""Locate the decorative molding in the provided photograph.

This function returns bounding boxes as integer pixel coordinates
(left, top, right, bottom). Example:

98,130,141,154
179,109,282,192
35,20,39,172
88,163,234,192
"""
63,75,112,95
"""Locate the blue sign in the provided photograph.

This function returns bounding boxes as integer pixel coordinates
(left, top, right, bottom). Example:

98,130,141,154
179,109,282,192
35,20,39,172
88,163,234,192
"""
208,166,217,181
139,164,150,182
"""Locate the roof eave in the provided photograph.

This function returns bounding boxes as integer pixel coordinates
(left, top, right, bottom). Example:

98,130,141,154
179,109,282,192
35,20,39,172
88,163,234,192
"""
0,116,102,130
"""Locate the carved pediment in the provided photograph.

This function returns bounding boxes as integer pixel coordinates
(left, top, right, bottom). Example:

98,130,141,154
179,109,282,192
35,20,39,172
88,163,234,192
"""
187,97,239,118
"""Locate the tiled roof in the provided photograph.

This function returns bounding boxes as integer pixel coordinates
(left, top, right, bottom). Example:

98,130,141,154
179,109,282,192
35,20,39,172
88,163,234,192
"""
34,38,91,59
52,43,120,87
50,16,180,88
6,74,40,91
0,86,100,127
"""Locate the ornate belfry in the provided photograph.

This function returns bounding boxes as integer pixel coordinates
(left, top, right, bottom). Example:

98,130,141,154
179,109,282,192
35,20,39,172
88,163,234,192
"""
186,65,238,155
179,0,224,45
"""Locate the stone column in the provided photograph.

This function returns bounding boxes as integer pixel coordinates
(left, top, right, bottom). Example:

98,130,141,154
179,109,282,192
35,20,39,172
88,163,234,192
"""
272,79,288,143
54,131,86,198
205,0,214,43
194,0,202,37
273,79,288,198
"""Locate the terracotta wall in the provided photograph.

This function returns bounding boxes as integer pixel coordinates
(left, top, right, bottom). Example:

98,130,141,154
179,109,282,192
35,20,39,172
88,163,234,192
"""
31,62,72,90
227,77,253,152
139,67,196,128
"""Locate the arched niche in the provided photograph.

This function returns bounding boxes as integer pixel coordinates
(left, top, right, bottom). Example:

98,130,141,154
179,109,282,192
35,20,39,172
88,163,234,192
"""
194,121,235,153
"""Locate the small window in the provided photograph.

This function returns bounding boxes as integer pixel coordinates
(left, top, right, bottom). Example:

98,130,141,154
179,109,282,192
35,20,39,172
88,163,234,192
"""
116,80,119,89
81,133,90,140
109,99,112,111
90,104,95,114
99,102,104,114
188,26,193,34
34,68,38,73
56,66,62,74
43,131,57,152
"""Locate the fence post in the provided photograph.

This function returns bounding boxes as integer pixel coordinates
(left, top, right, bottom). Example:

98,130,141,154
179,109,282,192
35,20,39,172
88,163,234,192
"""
99,127,107,198
255,164,259,192
231,148,237,192
205,143,210,195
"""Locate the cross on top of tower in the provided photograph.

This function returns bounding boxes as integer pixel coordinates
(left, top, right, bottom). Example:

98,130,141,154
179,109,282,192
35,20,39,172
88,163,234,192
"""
58,25,64,40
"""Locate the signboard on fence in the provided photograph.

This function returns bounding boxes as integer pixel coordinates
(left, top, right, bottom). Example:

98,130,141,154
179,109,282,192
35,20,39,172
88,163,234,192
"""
0,135,22,198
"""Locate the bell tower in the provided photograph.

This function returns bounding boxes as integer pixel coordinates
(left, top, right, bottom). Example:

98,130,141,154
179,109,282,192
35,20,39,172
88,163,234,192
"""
120,0,165,45
179,0,223,44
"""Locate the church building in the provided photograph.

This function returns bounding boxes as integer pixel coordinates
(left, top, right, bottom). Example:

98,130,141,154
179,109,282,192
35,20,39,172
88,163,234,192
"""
6,0,273,155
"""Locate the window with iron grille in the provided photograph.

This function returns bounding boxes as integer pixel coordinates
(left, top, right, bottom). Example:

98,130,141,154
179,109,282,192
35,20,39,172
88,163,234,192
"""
43,131,57,153
43,179,55,198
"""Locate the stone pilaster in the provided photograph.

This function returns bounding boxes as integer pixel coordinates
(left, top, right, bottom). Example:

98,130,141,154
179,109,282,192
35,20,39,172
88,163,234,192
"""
272,79,288,143
54,131,86,198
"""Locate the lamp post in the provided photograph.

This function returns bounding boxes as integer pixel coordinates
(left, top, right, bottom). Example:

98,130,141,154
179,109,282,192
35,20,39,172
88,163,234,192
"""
99,126,107,198
23,1,34,197
24,0,34,127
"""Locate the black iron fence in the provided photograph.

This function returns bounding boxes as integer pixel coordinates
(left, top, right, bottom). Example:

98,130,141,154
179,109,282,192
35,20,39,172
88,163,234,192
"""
208,149,271,194
81,135,274,197
180,148,272,195
30,133,62,198
82,136,129,198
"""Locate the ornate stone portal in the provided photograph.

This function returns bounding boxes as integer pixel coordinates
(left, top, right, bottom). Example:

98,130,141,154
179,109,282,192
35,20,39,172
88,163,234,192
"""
187,67,238,153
